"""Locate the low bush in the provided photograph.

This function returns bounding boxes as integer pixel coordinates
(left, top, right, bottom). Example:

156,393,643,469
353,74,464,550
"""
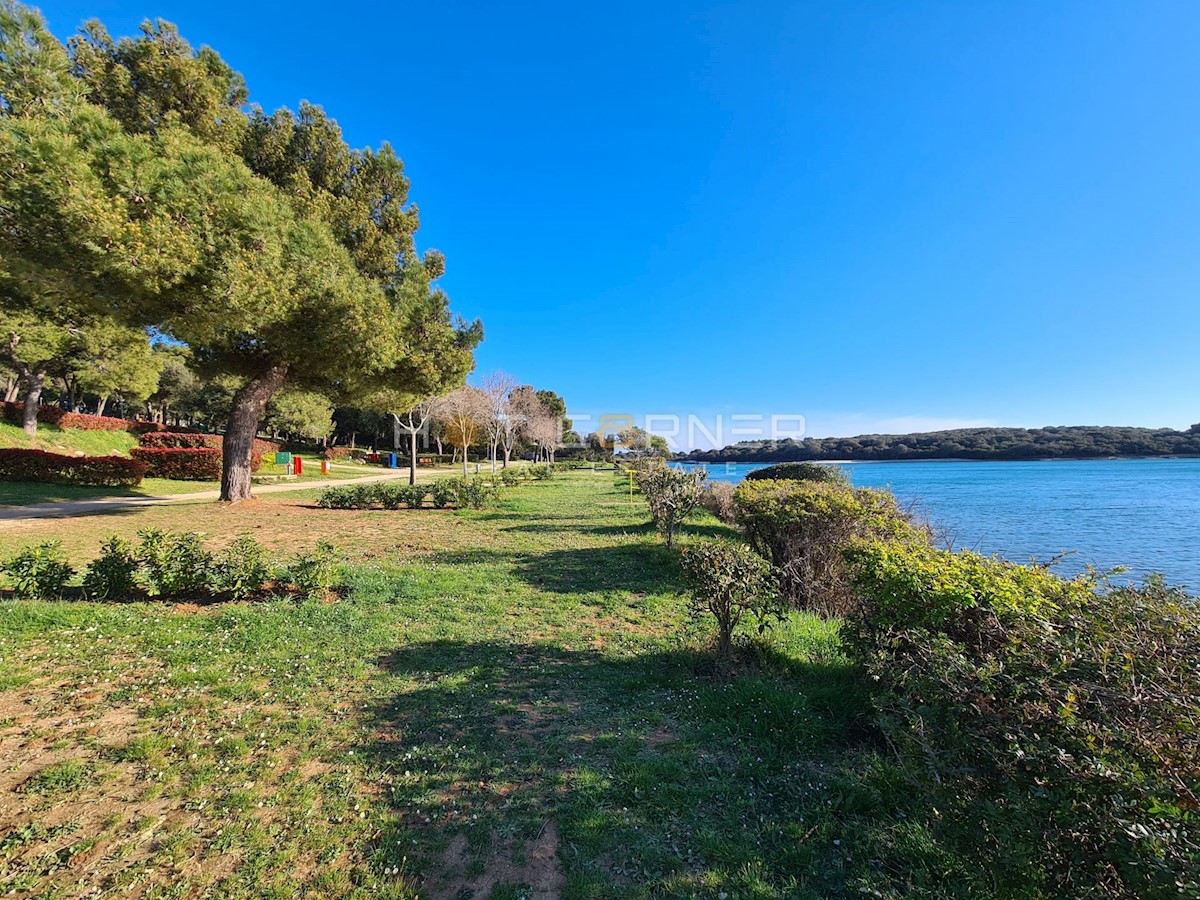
527,463,553,480
130,447,223,481
318,483,433,510
57,412,134,431
744,461,848,483
82,537,138,601
634,462,706,548
498,467,524,487
698,481,737,525
440,476,501,509
133,529,214,596
213,536,274,600
847,544,1200,898
283,541,344,601
1,541,74,599
734,478,917,616
681,540,781,662
0,449,145,487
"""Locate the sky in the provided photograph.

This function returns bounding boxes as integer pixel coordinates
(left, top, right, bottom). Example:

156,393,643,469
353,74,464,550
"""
40,0,1200,447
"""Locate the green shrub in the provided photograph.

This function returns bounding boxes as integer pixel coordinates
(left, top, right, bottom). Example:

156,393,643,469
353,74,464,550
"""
133,529,213,596
681,540,781,662
213,535,273,600
318,485,361,509
283,541,344,601
734,479,916,616
2,541,74,599
634,463,706,548
744,461,848,484
375,483,406,510
847,546,1200,898
498,467,522,487
528,463,553,480
436,476,500,509
429,479,455,509
82,536,138,601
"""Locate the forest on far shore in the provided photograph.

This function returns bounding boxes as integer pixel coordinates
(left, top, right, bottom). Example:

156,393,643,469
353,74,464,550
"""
683,424,1200,463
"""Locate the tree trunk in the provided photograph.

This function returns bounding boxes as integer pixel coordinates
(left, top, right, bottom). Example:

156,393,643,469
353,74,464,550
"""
20,370,44,436
3,377,18,403
220,365,289,503
502,445,511,468
96,395,108,417
462,448,469,477
409,429,418,485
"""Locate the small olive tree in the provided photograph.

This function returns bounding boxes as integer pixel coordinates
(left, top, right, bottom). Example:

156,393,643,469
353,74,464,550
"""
681,540,781,663
634,463,706,548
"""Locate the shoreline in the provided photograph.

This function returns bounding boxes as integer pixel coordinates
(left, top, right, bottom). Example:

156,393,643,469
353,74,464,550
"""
676,454,1200,465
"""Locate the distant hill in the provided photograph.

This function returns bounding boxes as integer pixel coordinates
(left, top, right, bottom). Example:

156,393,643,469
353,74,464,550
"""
683,425,1200,463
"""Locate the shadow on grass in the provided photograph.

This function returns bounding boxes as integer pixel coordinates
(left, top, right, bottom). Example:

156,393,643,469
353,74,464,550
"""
359,638,876,895
513,545,682,595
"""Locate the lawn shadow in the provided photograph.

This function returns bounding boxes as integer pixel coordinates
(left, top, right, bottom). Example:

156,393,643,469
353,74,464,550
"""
512,544,681,595
358,638,872,897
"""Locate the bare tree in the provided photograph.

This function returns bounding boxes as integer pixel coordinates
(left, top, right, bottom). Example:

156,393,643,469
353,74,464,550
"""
525,411,560,463
478,371,518,474
394,396,443,485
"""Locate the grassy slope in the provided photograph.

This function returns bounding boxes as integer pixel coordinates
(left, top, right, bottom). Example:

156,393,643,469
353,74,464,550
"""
0,421,138,456
0,473,968,899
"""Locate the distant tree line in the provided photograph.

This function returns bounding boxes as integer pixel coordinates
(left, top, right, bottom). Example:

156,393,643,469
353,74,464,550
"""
683,425,1200,463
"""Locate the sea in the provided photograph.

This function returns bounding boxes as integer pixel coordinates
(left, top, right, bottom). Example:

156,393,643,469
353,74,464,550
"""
675,458,1200,591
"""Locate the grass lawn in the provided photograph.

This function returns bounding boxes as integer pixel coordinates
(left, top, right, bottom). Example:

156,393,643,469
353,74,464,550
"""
0,472,966,899
0,422,138,457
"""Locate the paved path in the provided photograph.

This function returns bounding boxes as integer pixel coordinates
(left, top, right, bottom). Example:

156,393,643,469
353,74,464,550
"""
0,467,416,521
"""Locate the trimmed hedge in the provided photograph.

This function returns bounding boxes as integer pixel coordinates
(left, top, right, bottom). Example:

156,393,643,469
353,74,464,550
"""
138,432,280,456
0,448,145,486
130,447,222,481
2,403,140,431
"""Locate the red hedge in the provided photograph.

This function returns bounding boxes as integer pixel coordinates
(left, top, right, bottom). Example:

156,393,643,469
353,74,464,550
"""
58,412,134,431
130,445,267,480
3,403,137,432
138,432,280,458
0,449,145,486
130,447,223,481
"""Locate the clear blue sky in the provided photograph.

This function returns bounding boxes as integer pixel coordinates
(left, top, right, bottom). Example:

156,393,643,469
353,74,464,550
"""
42,1,1200,445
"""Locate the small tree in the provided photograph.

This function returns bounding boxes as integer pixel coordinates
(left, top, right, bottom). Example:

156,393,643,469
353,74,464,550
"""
477,371,517,473
636,463,706,548
438,386,487,476
681,540,780,663
393,396,440,485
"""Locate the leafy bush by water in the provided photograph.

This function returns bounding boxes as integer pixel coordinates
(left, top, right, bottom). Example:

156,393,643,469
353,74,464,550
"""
681,540,781,662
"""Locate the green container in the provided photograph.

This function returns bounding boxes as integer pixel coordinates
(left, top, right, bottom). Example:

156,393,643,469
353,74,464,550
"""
274,451,292,465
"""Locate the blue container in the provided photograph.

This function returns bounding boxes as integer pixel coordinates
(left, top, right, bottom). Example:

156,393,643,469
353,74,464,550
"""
387,452,397,468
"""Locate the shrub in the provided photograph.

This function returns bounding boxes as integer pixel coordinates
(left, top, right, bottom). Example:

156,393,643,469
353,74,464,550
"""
130,447,223,480
213,536,273,599
133,529,213,596
438,476,500,509
283,541,344,601
681,540,781,662
634,463,706,548
82,537,139,601
429,479,456,509
528,463,553,480
57,412,133,431
734,479,916,616
847,546,1200,898
0,449,145,487
1,542,74,599
744,461,848,484
498,467,523,487
698,481,737,525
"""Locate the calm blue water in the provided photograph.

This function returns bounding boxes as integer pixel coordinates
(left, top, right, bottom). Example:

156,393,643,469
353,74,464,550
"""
677,459,1200,590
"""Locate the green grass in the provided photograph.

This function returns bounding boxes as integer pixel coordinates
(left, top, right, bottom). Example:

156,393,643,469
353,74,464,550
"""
0,472,978,898
0,420,138,456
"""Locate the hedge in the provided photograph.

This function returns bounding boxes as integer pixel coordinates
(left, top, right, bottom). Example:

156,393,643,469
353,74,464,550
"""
138,432,280,456
130,447,223,481
0,448,145,486
3,403,144,432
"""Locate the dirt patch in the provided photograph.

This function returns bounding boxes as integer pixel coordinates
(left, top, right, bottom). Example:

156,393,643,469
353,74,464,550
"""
426,820,564,899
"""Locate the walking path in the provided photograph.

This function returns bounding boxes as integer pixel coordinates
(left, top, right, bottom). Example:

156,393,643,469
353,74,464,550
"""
0,466,415,521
